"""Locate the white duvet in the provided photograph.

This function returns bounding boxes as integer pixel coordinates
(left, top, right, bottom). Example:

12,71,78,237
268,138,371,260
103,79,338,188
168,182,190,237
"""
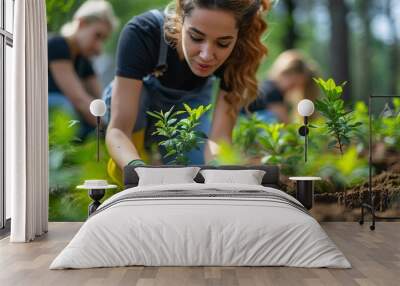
50,183,351,269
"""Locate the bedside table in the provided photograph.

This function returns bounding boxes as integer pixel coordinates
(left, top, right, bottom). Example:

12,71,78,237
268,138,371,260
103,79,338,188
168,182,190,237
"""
289,177,321,210
77,181,117,216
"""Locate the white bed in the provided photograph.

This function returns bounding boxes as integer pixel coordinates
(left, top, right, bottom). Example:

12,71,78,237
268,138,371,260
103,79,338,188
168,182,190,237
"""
50,183,351,269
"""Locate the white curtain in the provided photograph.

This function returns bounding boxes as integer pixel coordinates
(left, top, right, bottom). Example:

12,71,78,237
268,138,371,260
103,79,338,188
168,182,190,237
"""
7,0,48,242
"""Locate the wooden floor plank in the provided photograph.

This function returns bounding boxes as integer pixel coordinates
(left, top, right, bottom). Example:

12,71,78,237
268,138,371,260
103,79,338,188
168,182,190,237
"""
0,222,399,286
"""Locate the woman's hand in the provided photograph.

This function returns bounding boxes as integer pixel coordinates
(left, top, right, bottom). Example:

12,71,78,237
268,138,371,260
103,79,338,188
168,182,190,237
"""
106,76,144,169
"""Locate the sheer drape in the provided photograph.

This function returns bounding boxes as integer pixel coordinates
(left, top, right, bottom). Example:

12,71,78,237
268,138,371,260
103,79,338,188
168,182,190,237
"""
7,0,48,242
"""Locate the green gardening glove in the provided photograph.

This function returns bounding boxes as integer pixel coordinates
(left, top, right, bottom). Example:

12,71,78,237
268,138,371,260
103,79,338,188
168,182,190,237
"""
126,159,146,167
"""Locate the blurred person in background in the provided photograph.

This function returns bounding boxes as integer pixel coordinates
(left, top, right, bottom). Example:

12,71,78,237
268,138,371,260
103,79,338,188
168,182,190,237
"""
104,0,272,185
247,49,319,123
48,0,118,138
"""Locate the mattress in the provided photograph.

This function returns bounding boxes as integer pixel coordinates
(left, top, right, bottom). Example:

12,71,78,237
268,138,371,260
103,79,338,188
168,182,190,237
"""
50,183,351,269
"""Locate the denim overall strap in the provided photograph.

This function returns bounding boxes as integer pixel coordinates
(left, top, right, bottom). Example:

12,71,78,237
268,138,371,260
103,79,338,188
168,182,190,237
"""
149,9,168,77
102,9,168,127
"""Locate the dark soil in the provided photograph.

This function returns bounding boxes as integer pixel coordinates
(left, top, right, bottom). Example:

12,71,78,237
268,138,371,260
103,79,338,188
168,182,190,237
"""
342,170,400,211
281,160,400,221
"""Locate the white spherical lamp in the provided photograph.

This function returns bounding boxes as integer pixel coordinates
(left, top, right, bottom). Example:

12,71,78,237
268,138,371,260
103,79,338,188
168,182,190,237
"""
297,99,314,117
90,99,107,162
90,99,107,117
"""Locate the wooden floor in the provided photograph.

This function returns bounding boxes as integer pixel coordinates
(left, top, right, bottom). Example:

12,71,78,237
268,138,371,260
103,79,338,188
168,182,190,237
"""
0,222,399,286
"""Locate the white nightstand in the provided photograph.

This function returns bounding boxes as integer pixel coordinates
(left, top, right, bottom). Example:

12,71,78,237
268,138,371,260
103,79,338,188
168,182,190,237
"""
289,177,321,210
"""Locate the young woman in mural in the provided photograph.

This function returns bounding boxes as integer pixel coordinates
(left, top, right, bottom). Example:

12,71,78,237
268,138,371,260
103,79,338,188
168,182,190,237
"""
105,0,271,185
48,0,118,137
247,49,319,123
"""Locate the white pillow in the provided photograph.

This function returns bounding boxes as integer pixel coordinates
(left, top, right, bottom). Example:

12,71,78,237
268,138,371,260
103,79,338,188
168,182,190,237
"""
135,167,200,186
200,169,266,185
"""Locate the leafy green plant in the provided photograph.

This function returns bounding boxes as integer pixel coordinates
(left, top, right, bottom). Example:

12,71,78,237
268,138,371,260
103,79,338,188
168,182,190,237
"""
230,115,305,174
232,114,265,157
314,78,362,154
49,110,81,191
258,123,285,163
257,122,303,175
147,104,212,165
303,146,368,189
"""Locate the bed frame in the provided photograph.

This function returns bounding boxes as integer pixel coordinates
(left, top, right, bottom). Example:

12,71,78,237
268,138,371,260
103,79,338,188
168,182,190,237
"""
123,165,281,189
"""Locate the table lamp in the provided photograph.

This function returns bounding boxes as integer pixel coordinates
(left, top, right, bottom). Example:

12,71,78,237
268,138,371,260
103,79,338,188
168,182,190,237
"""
89,99,106,162
297,99,314,162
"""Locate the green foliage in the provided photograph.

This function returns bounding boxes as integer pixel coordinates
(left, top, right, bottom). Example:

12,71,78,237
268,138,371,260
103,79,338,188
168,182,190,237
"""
380,99,400,149
257,123,303,175
231,117,303,175
49,110,82,191
230,112,369,188
147,104,212,165
46,0,82,33
349,99,400,152
351,101,370,151
48,109,117,221
314,78,362,154
215,141,246,165
303,146,368,189
232,114,265,157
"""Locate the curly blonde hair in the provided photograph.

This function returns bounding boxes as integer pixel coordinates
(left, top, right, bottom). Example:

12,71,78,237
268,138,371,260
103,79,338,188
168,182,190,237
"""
164,0,271,116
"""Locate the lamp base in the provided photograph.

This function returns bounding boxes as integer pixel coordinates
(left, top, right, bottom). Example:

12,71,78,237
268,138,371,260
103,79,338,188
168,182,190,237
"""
88,189,105,216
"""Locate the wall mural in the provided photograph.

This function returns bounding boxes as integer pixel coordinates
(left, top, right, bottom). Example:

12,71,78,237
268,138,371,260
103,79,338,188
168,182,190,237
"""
47,0,400,222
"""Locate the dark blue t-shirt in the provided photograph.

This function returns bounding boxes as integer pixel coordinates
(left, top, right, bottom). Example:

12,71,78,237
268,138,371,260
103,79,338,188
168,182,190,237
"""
247,80,284,111
115,10,228,91
48,36,95,93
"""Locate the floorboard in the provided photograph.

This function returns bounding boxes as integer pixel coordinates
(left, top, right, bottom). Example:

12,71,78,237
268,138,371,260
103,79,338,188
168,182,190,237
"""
0,222,399,286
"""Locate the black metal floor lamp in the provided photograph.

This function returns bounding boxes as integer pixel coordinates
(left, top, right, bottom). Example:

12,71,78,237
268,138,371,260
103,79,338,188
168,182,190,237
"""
297,99,315,162
359,95,400,230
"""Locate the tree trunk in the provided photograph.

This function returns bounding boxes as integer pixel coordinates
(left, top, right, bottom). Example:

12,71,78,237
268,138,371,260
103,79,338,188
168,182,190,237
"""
328,0,351,101
385,0,399,96
357,0,372,101
282,0,298,50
